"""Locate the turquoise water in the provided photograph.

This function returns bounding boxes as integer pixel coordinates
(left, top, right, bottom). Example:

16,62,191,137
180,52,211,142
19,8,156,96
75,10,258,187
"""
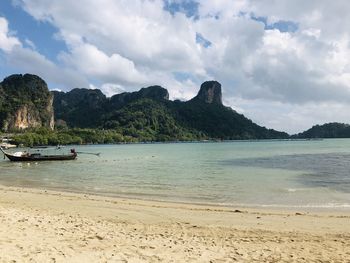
1,139,350,209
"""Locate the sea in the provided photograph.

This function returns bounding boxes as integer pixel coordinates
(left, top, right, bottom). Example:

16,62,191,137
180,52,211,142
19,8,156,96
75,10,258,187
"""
1,139,350,210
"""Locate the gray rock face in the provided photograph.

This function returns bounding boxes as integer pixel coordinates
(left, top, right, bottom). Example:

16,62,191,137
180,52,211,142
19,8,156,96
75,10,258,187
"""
193,81,222,105
138,86,169,101
0,74,54,131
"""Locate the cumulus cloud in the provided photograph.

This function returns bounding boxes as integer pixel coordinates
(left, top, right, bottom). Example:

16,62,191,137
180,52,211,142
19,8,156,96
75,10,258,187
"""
8,46,88,89
241,30,350,103
20,0,205,77
58,41,148,86
96,83,125,98
3,0,350,133
0,17,21,52
0,16,88,90
13,0,210,102
228,97,350,134
192,6,350,104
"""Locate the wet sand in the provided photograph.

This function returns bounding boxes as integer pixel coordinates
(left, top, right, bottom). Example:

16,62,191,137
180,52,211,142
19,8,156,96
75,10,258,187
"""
0,185,349,262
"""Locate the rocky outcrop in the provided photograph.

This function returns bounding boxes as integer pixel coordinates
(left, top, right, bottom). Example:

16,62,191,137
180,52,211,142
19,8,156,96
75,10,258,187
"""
0,74,289,140
138,86,169,100
191,81,222,105
53,85,170,127
53,88,107,110
52,79,288,139
292,122,350,139
8,105,41,130
52,88,107,128
109,85,169,109
0,74,54,131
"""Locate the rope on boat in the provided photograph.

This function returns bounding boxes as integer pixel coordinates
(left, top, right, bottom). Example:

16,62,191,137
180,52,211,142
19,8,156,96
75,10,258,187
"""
0,147,6,159
76,151,101,157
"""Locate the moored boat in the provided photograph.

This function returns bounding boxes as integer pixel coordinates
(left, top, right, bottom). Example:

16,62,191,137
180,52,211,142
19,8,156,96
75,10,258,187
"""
0,137,17,149
0,147,77,162
0,142,17,149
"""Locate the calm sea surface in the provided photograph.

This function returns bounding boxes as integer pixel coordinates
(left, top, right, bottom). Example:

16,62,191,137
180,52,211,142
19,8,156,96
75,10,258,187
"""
1,139,350,209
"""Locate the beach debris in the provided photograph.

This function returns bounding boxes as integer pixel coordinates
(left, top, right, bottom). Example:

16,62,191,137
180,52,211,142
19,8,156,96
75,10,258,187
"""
95,235,104,240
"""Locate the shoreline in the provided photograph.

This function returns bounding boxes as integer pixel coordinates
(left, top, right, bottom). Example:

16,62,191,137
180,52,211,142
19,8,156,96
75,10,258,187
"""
1,184,350,213
0,137,334,150
0,185,350,261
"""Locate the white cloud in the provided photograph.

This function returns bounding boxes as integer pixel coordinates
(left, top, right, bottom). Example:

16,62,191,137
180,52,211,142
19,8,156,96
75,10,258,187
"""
20,0,205,74
3,0,350,133
24,38,36,50
0,17,21,52
229,97,350,134
15,0,210,100
239,29,350,103
197,0,248,18
97,83,125,97
0,16,88,90
8,46,88,89
58,41,148,86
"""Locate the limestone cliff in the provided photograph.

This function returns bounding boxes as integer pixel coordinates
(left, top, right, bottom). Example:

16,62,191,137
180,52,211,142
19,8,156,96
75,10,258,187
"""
191,81,222,105
52,85,170,128
0,74,54,131
52,80,288,139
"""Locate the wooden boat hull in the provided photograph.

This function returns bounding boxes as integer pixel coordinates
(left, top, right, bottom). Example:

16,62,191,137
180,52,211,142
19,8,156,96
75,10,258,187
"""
4,153,77,162
0,147,77,162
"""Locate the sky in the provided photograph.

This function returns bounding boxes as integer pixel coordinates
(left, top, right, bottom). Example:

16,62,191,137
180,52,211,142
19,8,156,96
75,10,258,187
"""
1,0,350,134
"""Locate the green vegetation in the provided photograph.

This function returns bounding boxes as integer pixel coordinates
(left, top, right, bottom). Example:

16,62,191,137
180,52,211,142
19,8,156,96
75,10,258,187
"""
1,74,290,145
11,128,136,147
6,74,350,142
170,100,288,140
292,123,350,139
103,98,205,142
52,88,107,128
10,125,204,147
53,83,288,142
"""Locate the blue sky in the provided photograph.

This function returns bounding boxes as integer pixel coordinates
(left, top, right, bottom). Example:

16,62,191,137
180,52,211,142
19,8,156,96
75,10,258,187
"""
0,1,66,62
1,0,201,64
0,0,204,84
0,0,296,86
251,15,298,33
0,0,209,90
0,0,68,87
163,0,199,18
1,0,350,133
0,0,296,81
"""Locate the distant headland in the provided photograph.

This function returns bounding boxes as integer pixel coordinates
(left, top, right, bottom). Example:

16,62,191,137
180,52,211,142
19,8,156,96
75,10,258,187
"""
0,74,348,146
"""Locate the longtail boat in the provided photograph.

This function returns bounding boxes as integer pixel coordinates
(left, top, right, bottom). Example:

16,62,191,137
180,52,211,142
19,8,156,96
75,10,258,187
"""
0,147,77,162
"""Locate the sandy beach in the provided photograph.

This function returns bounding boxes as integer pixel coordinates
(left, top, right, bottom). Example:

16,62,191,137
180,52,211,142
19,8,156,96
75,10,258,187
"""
0,186,349,262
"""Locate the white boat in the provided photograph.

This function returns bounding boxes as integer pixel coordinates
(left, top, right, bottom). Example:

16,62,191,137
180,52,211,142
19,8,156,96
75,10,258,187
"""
0,142,17,149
